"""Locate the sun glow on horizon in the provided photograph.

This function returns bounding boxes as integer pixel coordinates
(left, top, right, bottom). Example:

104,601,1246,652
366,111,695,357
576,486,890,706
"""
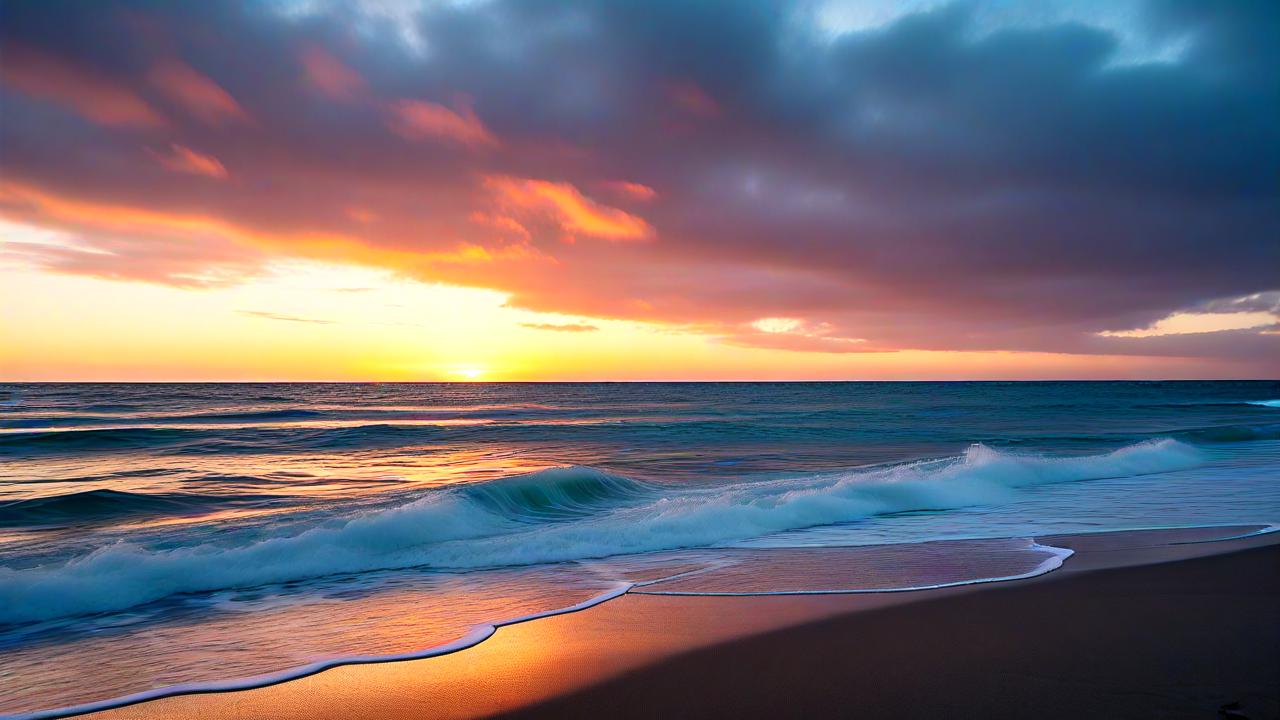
451,366,487,381
0,256,1247,382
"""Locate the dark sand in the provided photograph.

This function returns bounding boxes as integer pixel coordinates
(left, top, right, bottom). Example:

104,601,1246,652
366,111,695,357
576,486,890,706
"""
86,528,1280,720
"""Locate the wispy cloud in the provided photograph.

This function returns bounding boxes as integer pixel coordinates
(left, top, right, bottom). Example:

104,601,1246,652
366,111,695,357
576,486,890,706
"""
485,176,653,242
0,44,165,128
387,99,498,148
238,310,334,324
148,60,250,127
520,322,600,332
150,144,228,180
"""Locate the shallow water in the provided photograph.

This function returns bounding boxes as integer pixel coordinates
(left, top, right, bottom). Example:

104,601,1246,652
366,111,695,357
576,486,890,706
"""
1,381,1278,715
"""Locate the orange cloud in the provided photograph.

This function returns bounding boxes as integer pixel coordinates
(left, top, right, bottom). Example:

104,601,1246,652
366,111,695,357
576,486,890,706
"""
148,61,250,126
0,182,540,287
344,206,379,224
0,45,164,129
602,180,658,202
387,99,498,147
300,46,367,101
485,176,653,242
150,144,228,179
469,211,532,241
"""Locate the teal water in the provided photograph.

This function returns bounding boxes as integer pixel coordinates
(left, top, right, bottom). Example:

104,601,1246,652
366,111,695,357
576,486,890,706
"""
1,381,1278,715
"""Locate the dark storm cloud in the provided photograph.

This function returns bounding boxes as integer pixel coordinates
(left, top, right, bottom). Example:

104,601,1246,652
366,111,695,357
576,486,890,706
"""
0,0,1276,370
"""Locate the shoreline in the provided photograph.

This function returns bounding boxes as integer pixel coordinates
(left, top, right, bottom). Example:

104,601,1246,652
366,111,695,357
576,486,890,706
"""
12,524,1277,720
507,532,1280,720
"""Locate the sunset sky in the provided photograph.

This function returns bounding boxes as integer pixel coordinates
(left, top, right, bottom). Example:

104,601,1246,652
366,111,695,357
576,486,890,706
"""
1,0,1277,381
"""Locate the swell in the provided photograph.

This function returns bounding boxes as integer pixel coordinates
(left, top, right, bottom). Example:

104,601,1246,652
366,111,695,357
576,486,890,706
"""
2,409,326,429
0,439,1202,626
0,423,445,456
0,490,280,528
0,405,629,431
1173,422,1280,443
0,428,198,455
7,399,1279,457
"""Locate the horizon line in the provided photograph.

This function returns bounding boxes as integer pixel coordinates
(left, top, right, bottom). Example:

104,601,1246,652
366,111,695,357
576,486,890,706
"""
3,378,1277,384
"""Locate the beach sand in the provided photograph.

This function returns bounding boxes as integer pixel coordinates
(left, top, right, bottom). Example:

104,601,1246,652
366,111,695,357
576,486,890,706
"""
84,527,1280,720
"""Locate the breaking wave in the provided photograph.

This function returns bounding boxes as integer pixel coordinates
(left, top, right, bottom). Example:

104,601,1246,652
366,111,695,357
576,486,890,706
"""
0,439,1201,625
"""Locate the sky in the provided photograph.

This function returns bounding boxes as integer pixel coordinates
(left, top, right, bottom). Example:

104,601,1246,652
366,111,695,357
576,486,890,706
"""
1,0,1277,381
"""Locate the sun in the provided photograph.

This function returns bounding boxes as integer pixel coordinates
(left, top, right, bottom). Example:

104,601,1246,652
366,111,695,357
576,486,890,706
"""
452,366,486,381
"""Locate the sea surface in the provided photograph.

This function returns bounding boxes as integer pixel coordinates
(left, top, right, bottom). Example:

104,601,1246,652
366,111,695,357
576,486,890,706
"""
2,381,1279,716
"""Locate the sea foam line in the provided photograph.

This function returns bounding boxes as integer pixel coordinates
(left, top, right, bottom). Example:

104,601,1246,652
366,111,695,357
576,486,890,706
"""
629,540,1074,596
627,522,1280,597
4,583,633,720
10,522,1277,720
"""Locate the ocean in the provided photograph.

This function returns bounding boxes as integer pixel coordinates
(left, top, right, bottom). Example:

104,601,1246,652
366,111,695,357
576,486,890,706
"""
1,381,1278,716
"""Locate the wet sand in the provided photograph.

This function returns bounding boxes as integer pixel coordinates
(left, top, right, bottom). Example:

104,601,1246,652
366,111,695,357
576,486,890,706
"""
84,527,1280,720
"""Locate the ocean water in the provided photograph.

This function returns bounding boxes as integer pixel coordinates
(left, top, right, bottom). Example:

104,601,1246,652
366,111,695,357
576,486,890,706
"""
1,381,1279,716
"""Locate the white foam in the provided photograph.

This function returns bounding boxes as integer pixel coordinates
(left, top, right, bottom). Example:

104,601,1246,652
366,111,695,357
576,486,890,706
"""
630,541,1074,596
0,439,1203,625
9,521,1277,720
4,582,633,720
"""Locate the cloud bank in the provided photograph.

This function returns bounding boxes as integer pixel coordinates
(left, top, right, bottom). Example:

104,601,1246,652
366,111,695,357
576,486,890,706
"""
1,0,1276,372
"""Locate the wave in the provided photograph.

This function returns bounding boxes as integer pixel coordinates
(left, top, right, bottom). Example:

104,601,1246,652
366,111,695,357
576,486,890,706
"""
0,409,327,430
0,423,444,456
0,490,276,528
0,439,1202,625
1247,399,1280,408
176,409,328,423
0,427,198,454
461,466,655,520
1175,423,1280,443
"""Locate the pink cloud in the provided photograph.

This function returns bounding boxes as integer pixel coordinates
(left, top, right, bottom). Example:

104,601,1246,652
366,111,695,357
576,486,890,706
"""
387,99,498,147
0,45,165,129
300,46,367,101
150,144,228,179
601,181,658,202
148,60,250,127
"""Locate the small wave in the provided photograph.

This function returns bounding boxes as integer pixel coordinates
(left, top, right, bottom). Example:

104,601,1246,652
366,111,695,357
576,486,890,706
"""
79,404,141,413
0,489,278,528
0,423,444,456
0,428,198,455
0,439,1203,625
0,409,326,430
177,409,328,423
1175,423,1280,443
461,467,655,520
1247,399,1280,408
